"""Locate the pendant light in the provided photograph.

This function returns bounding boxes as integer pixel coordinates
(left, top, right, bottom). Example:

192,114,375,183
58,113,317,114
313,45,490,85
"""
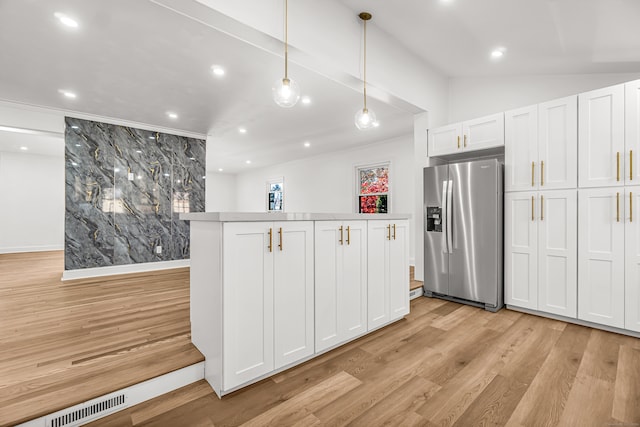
272,0,300,108
355,12,377,130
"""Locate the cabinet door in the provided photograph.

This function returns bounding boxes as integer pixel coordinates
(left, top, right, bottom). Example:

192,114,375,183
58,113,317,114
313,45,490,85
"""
578,84,625,188
314,221,342,352
428,123,462,156
389,220,410,321
222,222,274,390
578,188,625,328
504,192,538,310
539,96,578,190
538,190,577,318
505,105,538,191
626,80,640,184
274,222,314,369
625,187,640,332
367,220,390,330
462,112,505,152
341,221,368,340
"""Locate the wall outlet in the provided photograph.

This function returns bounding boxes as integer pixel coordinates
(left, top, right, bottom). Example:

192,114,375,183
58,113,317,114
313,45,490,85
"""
128,172,134,181
155,246,162,254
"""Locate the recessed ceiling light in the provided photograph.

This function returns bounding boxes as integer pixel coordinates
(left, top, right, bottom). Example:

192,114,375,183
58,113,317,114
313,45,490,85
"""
491,48,506,59
167,112,178,119
54,12,78,28
211,65,225,76
238,127,247,134
304,142,311,147
218,168,224,172
20,146,28,151
301,96,311,105
58,89,76,99
245,160,251,164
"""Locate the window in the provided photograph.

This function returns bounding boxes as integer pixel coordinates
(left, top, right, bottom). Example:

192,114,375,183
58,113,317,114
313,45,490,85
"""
266,177,284,211
357,163,389,213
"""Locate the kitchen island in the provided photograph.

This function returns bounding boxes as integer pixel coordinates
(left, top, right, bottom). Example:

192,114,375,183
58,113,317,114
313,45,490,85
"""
180,212,411,397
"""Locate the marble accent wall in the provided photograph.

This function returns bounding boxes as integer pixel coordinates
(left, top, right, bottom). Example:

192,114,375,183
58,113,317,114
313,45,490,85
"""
65,117,205,270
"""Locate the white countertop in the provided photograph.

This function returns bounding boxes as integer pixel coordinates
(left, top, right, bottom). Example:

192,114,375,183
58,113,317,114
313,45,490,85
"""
180,212,412,222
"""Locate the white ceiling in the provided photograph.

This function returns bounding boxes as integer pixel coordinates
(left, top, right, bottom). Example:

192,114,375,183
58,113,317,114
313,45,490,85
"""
0,130,63,158
0,0,415,173
339,0,640,77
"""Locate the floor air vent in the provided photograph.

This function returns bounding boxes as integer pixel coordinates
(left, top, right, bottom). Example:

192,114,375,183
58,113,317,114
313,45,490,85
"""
47,392,127,427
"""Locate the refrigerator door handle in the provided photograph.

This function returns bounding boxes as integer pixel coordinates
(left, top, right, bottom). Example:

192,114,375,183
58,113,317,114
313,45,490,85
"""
446,180,453,254
442,180,449,253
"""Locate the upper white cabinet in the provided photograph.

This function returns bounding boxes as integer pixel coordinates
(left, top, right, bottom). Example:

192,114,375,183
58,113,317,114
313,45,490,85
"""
626,80,640,183
367,220,410,330
578,84,625,188
314,221,367,352
505,96,577,192
428,113,504,157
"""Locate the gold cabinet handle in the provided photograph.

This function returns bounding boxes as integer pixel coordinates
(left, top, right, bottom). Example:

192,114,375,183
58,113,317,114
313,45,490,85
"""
631,150,634,181
532,196,535,222
387,224,391,240
457,135,460,149
464,134,468,147
540,195,544,221
268,228,273,252
278,227,283,251
393,223,397,240
631,192,633,223
346,226,351,245
617,192,620,222
541,161,544,187
532,162,535,187
617,152,620,181
339,225,344,245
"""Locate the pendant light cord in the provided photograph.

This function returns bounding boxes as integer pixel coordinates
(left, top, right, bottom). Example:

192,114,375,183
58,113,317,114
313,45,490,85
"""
363,17,367,110
284,0,289,80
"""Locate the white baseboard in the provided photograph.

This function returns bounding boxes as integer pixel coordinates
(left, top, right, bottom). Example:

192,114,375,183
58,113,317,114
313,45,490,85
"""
62,259,190,281
17,361,205,427
0,245,63,254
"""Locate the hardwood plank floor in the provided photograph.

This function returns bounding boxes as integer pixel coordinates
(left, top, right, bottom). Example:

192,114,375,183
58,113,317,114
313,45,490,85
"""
91,298,640,427
0,251,203,427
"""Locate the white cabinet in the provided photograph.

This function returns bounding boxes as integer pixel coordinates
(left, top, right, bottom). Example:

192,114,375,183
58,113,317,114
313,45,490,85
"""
505,97,577,192
367,220,410,330
627,80,640,184
505,190,577,317
428,113,504,157
314,221,367,352
223,221,314,390
626,187,640,332
578,189,625,328
578,84,625,188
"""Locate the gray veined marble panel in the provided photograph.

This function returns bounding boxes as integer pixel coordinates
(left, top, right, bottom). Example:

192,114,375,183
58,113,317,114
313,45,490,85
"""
65,117,116,270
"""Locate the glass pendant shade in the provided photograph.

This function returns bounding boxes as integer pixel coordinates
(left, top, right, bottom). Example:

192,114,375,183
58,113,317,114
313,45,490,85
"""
355,107,377,130
272,77,300,108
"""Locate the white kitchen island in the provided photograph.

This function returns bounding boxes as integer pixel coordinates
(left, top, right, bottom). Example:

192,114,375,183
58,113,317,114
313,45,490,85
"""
180,212,411,397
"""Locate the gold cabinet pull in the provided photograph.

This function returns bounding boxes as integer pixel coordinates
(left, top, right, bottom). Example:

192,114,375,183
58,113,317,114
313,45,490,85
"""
268,228,273,252
617,152,621,181
631,150,634,181
387,224,391,240
346,226,351,245
532,196,535,222
617,192,620,222
541,195,544,221
278,227,283,251
393,224,397,240
464,134,468,147
531,162,535,187
339,226,344,245
541,161,544,187
457,135,460,149
631,192,634,222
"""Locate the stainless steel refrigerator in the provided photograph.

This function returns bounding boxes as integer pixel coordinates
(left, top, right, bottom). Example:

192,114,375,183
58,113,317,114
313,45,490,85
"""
423,159,503,311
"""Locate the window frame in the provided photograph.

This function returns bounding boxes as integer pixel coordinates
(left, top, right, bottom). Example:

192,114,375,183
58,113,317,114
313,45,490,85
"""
354,161,391,214
266,176,285,212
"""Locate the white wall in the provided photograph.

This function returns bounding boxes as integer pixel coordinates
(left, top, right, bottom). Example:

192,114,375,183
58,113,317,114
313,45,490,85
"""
235,135,417,264
205,172,237,212
0,151,64,253
448,72,640,123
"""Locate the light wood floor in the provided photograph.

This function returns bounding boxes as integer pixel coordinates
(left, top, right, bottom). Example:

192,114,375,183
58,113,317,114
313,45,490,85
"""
0,251,203,427
91,296,640,426
410,266,423,291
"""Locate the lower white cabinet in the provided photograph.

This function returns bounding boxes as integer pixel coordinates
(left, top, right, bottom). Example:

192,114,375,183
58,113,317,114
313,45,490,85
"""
367,220,410,330
578,188,625,328
626,187,640,332
315,221,367,352
505,190,577,318
223,221,314,391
